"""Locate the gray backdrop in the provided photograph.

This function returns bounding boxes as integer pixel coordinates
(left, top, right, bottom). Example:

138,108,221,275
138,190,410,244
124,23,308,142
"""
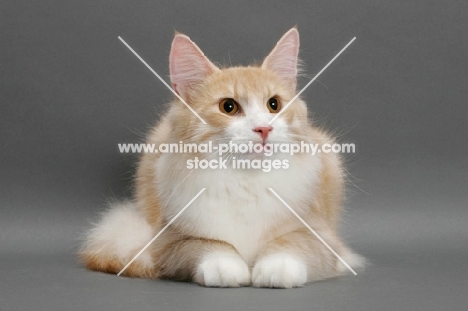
1,0,467,310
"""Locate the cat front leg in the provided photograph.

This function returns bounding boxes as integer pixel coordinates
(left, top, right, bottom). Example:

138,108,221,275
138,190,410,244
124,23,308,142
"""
194,249,251,287
252,252,308,288
252,228,346,288
154,236,250,287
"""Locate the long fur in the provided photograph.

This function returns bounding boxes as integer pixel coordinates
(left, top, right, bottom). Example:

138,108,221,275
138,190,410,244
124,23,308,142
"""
79,28,364,288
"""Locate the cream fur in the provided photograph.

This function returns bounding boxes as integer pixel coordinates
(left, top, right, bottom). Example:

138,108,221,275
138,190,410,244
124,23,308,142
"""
79,28,364,287
79,202,154,276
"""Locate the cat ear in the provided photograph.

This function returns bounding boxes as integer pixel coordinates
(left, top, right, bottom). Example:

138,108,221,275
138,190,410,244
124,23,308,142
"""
169,33,219,101
262,28,300,90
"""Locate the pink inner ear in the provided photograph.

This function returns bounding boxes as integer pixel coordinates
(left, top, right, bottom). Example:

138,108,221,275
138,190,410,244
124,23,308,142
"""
169,35,218,100
262,28,300,84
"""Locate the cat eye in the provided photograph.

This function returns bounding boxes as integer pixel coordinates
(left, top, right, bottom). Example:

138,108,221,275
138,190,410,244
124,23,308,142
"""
267,97,282,113
219,98,240,115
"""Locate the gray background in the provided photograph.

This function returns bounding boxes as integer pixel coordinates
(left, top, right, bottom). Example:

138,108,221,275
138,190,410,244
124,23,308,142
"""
1,0,467,310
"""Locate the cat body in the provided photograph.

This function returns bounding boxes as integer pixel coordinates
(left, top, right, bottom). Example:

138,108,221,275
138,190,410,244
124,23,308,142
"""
80,28,363,288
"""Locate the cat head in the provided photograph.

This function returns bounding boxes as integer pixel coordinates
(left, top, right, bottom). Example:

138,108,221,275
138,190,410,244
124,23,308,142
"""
168,28,310,154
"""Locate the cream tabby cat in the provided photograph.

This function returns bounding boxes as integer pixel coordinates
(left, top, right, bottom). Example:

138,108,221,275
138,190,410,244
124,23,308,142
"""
80,28,363,288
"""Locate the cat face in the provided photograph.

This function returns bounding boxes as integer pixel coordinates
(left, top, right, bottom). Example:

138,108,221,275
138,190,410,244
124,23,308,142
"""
168,28,310,157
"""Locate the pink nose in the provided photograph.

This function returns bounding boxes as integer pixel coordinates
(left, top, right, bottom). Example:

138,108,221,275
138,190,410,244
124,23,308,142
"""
253,126,273,142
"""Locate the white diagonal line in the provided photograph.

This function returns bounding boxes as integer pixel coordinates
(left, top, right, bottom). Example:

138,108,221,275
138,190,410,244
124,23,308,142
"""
117,188,206,276
269,37,356,124
268,188,357,275
118,36,207,125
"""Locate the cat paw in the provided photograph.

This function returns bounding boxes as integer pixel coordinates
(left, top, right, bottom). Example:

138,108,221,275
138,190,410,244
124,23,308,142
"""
252,253,307,288
193,251,251,287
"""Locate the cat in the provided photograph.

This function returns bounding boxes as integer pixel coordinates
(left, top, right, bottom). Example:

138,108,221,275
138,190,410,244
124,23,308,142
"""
79,27,364,288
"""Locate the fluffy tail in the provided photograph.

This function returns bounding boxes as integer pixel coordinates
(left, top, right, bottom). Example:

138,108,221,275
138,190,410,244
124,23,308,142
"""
79,201,156,277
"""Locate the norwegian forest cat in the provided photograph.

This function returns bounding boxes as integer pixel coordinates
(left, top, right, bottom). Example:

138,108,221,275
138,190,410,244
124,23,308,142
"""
79,28,363,288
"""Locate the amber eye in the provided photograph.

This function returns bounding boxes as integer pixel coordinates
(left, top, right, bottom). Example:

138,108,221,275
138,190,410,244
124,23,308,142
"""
219,98,240,115
267,97,281,113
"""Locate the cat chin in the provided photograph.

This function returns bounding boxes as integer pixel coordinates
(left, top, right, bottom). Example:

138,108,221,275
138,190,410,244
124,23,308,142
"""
232,152,280,160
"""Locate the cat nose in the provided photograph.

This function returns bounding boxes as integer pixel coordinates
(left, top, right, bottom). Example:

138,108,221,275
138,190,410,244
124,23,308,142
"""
253,126,273,142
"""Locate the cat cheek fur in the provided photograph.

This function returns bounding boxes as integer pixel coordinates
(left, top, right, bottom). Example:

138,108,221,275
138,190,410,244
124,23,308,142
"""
79,27,364,288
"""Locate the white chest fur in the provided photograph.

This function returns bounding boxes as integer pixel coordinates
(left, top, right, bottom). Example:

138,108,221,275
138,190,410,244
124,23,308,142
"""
156,154,321,265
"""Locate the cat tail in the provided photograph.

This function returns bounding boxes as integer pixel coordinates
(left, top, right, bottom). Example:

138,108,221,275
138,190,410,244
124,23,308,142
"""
78,201,157,278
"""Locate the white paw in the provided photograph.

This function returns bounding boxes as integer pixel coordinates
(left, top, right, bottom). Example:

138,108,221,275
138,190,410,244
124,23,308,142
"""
252,253,307,288
193,251,251,287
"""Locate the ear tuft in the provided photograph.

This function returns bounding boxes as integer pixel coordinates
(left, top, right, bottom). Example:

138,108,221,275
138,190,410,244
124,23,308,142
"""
262,28,300,90
169,34,219,101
